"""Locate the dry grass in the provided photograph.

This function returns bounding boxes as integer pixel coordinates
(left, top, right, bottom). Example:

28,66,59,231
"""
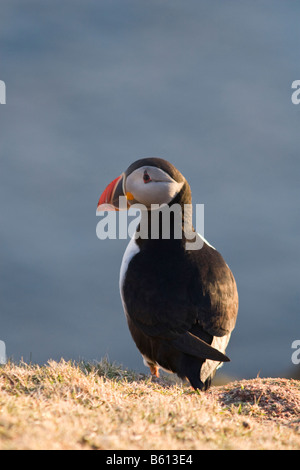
0,359,299,450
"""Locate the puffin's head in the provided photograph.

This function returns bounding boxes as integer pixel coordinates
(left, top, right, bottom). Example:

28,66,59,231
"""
97,157,188,211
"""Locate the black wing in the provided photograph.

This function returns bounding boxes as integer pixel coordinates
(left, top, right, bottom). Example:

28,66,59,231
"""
189,237,239,337
122,236,238,362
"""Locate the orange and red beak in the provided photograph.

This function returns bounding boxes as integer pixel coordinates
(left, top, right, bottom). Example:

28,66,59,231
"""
97,174,128,212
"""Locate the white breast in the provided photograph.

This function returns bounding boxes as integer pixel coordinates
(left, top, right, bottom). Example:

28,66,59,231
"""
119,236,140,308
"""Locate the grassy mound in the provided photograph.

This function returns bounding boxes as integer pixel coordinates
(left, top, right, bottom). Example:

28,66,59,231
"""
0,359,299,450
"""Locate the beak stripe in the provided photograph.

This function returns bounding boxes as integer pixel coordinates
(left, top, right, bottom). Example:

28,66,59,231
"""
98,175,123,207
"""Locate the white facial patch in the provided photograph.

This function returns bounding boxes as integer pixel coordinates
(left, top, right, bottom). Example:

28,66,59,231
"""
125,166,184,207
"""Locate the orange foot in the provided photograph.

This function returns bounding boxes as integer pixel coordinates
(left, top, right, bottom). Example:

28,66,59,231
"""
149,364,160,378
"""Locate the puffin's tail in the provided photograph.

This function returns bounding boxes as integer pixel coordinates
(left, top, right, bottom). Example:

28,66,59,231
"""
172,331,229,391
172,331,230,363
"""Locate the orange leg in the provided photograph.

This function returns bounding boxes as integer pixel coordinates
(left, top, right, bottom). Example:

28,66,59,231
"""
149,364,160,378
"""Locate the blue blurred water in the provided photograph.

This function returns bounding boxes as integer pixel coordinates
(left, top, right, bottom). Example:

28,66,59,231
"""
0,0,299,379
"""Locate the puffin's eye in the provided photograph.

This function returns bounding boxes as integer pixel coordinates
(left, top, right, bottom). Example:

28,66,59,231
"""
143,171,151,184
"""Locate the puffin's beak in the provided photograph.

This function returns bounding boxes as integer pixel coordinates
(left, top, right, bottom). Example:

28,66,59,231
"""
97,174,128,212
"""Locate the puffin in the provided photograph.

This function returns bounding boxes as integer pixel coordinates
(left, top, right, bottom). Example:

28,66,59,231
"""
97,157,238,390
